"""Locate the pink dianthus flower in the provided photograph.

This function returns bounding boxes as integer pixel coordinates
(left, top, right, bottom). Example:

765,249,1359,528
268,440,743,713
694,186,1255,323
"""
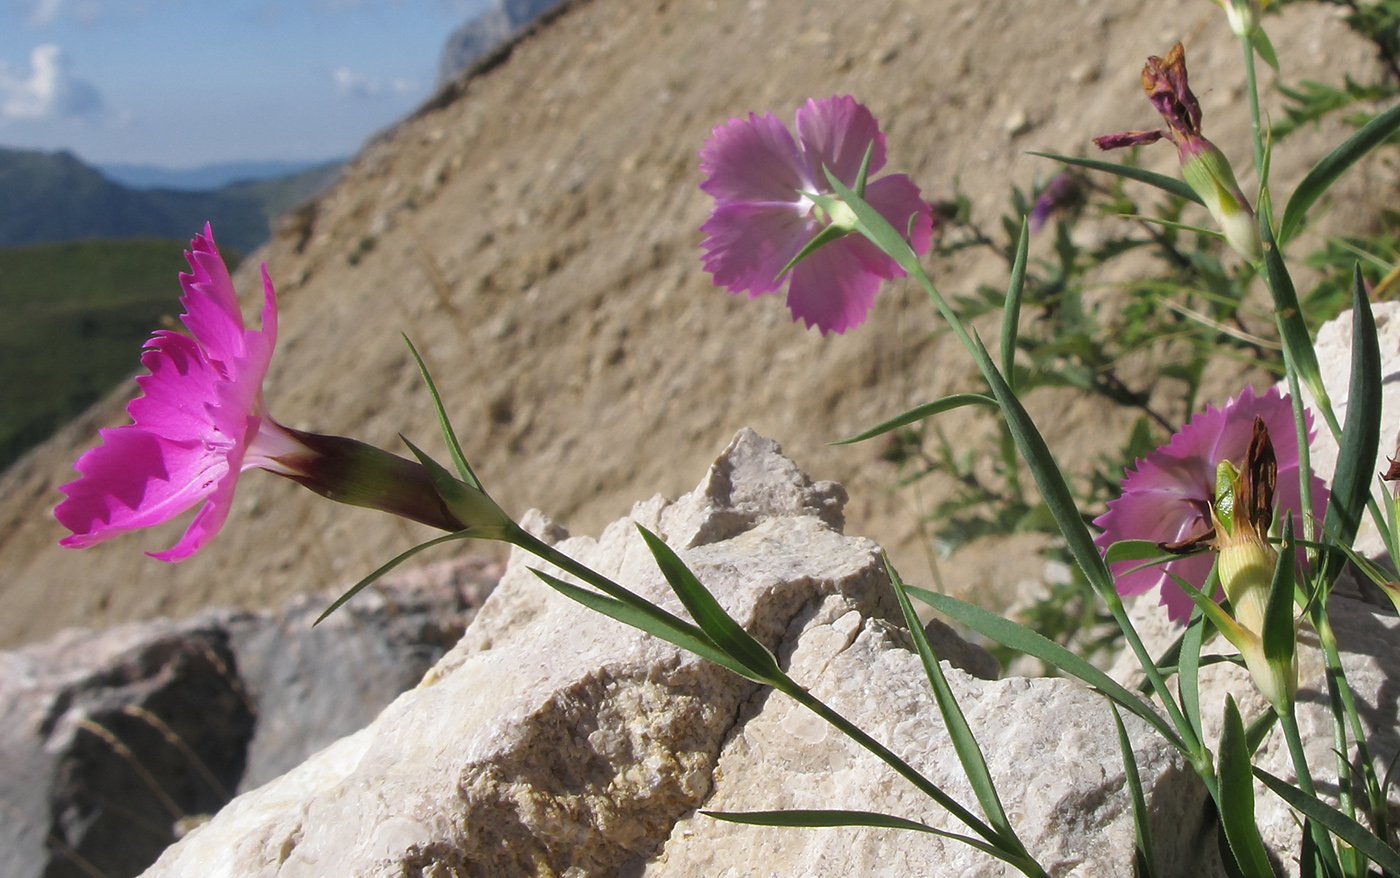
698,95,933,335
1092,385,1327,622
54,224,306,560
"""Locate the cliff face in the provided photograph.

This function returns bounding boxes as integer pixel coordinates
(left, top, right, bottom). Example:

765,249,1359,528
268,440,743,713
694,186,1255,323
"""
0,0,1378,648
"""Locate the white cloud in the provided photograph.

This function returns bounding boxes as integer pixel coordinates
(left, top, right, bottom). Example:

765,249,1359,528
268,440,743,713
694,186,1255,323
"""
332,66,417,99
22,0,66,25
0,44,104,121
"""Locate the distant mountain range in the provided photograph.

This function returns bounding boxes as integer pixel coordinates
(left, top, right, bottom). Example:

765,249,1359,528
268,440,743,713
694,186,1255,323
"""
0,148,342,253
97,159,339,192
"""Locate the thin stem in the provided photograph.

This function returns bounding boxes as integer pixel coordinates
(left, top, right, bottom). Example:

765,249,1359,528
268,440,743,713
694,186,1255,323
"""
1279,706,1346,871
904,262,1209,778
1241,33,1267,202
1314,608,1388,840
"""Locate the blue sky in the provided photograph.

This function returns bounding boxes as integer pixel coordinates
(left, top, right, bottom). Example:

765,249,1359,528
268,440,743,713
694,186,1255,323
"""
0,0,491,167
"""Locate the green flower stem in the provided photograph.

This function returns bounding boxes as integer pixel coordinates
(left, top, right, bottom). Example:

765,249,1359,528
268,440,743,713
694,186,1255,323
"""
1241,33,1267,206
506,524,1046,871
1279,704,1346,869
900,260,1209,778
1313,608,1387,841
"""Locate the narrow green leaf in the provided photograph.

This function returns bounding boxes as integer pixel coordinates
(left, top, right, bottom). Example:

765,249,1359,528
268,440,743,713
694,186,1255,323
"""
1110,703,1159,878
965,333,1116,601
636,525,783,680
1178,601,1207,750
1218,696,1277,877
316,532,472,624
529,568,761,681
822,171,922,276
1262,514,1297,671
1255,27,1279,73
401,435,481,512
1320,268,1381,588
1256,768,1400,873
1244,708,1279,756
888,561,1019,850
1104,540,1169,563
908,587,1186,753
1261,216,1327,413
1027,151,1202,205
1281,99,1400,245
1001,218,1029,389
831,394,997,445
702,810,1031,869
403,334,479,489
778,220,849,279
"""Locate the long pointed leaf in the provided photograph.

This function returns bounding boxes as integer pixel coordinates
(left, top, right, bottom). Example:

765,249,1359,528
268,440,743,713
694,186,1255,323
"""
908,587,1186,753
1261,213,1329,417
1256,768,1400,873
702,810,1035,870
888,561,1019,851
831,394,997,445
1218,696,1276,877
636,525,783,680
1178,601,1207,750
403,334,479,489
316,532,472,624
1028,152,1202,205
1281,100,1400,245
1320,268,1381,587
1111,703,1159,878
1001,218,1029,388
529,568,761,681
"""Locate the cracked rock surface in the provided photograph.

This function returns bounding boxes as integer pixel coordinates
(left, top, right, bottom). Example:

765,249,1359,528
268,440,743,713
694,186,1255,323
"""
142,430,1205,877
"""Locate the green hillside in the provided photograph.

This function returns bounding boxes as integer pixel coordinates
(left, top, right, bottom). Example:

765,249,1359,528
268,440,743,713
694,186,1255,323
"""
0,148,270,252
0,238,242,471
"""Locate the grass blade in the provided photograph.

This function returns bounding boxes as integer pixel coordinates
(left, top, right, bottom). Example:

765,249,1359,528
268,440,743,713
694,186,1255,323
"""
831,394,997,445
1281,100,1400,246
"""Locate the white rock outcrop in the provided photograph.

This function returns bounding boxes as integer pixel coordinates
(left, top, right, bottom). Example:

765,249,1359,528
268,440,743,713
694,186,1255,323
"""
142,429,1214,877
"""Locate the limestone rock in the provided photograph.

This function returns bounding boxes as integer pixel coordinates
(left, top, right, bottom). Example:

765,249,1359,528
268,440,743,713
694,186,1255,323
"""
641,593,1211,878
142,429,1207,877
0,619,253,878
0,559,494,878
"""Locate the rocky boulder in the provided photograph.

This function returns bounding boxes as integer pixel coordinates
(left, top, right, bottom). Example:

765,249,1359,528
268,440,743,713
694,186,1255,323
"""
141,430,1216,877
0,558,497,878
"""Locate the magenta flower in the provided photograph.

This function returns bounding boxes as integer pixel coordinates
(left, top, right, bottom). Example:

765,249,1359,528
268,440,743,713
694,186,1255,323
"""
56,226,511,562
1092,385,1327,622
698,95,933,335
55,224,295,561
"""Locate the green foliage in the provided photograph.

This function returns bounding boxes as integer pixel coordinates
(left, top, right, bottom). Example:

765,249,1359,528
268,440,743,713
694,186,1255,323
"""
0,238,241,471
0,147,270,253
